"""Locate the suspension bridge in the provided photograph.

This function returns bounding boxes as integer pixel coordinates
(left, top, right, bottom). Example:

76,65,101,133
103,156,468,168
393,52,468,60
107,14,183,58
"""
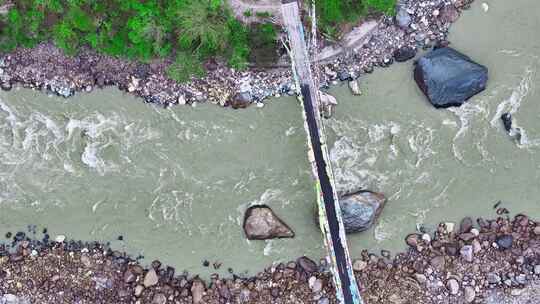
280,1,363,304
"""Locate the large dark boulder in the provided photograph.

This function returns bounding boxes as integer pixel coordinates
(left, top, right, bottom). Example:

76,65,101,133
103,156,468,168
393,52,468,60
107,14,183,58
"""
336,191,387,234
414,47,488,108
243,205,294,240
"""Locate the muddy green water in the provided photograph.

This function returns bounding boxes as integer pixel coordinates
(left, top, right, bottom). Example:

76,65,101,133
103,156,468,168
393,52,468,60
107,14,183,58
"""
1,0,540,278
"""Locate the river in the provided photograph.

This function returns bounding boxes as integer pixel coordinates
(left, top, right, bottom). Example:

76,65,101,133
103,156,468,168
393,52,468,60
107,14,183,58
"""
0,0,539,279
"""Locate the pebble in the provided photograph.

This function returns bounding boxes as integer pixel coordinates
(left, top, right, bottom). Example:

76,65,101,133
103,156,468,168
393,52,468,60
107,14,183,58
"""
143,268,159,287
405,234,420,248
134,285,144,297
534,265,540,275
353,259,367,272
487,273,501,284
464,286,476,303
495,235,513,250
460,217,473,233
482,3,489,12
444,222,455,234
534,226,540,235
55,235,66,243
309,277,323,293
80,255,91,267
124,269,137,283
472,239,482,254
414,273,427,284
460,245,473,263
510,288,524,296
297,256,318,274
191,279,205,304
318,298,329,304
152,293,166,304
446,279,459,295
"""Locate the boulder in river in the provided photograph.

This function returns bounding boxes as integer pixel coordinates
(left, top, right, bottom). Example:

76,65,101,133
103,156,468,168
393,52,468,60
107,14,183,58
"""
243,205,294,240
501,113,513,132
337,191,387,234
414,47,488,108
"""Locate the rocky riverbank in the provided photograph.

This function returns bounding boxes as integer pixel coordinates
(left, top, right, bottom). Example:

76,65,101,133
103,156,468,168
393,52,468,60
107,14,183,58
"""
0,0,474,109
2,212,540,303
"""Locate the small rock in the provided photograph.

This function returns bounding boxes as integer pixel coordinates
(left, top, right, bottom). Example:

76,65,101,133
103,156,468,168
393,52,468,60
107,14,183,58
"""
533,226,540,235
124,269,137,283
348,80,362,95
516,274,527,285
338,70,352,81
297,256,318,274
414,273,427,284
1,81,12,91
191,279,205,304
444,222,455,233
464,286,476,303
80,255,91,267
430,256,445,271
393,47,416,62
134,285,144,297
229,92,252,109
534,265,540,275
309,276,323,293
177,95,186,105
447,279,459,295
496,235,513,250
459,233,475,241
396,7,412,29
460,245,473,263
318,298,329,304
143,268,159,287
460,217,473,233
510,288,524,296
152,293,167,304
405,234,420,248
243,205,294,240
55,235,66,243
472,239,482,254
353,259,367,272
440,5,459,23
482,3,489,12
487,273,501,284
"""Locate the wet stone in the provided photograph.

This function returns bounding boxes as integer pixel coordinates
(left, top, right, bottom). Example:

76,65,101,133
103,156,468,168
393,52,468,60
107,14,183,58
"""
496,235,513,250
460,217,473,233
297,256,317,274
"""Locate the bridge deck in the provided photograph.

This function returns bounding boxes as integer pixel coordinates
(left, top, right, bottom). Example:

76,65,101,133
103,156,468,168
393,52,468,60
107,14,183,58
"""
280,1,363,304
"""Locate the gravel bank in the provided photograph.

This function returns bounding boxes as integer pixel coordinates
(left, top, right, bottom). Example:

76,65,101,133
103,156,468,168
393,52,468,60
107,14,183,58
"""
0,0,474,109
2,212,540,303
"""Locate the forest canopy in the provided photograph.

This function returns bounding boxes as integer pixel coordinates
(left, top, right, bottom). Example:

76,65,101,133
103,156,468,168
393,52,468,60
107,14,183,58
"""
0,0,396,81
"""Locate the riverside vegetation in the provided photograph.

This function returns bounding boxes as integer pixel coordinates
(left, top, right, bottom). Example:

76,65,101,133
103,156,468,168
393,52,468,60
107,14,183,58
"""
0,0,396,82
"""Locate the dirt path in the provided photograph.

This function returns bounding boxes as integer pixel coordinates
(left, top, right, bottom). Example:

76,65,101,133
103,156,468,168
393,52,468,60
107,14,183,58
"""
227,0,283,24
